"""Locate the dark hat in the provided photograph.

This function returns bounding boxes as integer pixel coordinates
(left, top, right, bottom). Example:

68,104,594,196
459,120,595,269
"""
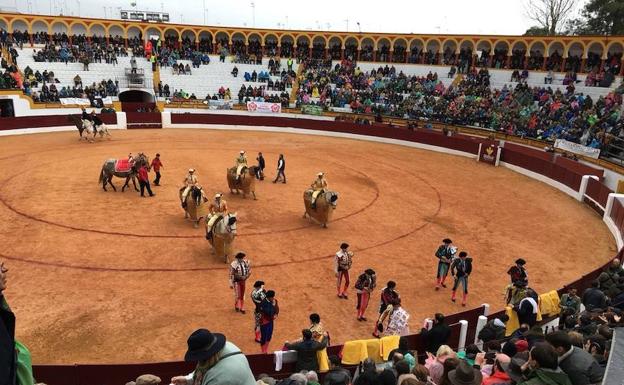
156,153,160,157
235,251,246,259
515,258,526,265
365,268,375,275
443,238,453,244
253,280,265,288
340,243,349,249
184,329,226,362
448,361,483,385
266,290,275,298
501,356,527,383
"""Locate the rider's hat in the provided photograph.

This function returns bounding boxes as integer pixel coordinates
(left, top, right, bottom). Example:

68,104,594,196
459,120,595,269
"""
215,193,222,198
189,168,195,173
340,242,349,250
317,172,324,177
240,150,245,154
235,251,246,259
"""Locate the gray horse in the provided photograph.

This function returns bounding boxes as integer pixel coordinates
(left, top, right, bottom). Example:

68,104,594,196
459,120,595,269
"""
98,153,149,192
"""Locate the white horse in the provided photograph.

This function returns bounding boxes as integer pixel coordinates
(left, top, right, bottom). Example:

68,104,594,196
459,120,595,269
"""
205,212,238,263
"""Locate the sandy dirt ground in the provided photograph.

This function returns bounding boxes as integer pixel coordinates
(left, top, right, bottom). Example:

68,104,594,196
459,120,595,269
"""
0,128,615,364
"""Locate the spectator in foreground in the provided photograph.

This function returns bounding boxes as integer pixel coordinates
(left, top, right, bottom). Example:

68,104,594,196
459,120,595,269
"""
0,262,16,385
582,280,608,312
324,355,351,385
421,313,451,354
284,329,328,372
171,328,255,385
447,361,482,385
545,331,604,385
518,343,571,385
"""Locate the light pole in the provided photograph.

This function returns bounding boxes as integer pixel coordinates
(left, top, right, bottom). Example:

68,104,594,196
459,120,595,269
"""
356,21,361,33
203,0,206,25
250,2,255,28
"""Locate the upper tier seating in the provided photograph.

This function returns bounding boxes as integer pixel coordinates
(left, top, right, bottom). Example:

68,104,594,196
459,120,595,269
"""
158,56,298,100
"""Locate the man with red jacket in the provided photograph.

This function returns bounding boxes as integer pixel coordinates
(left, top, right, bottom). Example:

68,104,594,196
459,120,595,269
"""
138,163,155,197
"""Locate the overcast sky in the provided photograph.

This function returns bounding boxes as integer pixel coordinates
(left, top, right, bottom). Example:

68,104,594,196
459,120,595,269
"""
0,0,588,35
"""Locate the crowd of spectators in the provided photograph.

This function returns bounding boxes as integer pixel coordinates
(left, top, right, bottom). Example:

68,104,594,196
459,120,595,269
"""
296,58,624,151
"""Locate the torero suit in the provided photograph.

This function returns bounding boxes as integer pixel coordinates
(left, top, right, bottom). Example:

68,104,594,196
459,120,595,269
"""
230,258,251,313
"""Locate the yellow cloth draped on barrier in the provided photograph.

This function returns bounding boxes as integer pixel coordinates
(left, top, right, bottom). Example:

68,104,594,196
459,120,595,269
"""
341,340,369,365
316,348,330,372
505,306,520,337
379,335,401,360
539,290,561,317
365,339,382,363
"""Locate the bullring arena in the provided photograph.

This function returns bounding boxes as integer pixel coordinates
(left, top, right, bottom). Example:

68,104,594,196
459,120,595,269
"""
0,126,616,361
1,6,624,385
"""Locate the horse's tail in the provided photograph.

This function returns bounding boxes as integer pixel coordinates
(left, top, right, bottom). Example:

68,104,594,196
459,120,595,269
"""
98,166,105,184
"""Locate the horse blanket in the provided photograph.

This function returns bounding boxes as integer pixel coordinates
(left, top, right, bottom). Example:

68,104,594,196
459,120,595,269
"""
114,159,132,173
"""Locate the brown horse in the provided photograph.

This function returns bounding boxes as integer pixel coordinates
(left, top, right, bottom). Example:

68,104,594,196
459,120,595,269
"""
303,189,339,228
205,212,238,263
98,153,149,192
179,186,209,228
226,166,258,199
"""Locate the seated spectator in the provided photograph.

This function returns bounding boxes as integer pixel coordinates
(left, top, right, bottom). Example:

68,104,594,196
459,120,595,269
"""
478,314,509,343
517,342,571,385
232,66,239,77
545,70,554,84
582,280,608,312
545,331,604,385
448,66,456,78
170,329,255,385
323,355,351,385
559,288,581,329
185,63,192,75
426,345,456,385
244,72,251,81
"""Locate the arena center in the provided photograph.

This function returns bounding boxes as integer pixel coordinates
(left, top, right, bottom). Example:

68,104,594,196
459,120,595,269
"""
1,5,624,385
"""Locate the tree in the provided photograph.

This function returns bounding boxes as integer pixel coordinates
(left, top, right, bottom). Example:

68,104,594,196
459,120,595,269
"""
524,26,550,36
579,0,624,35
525,0,578,35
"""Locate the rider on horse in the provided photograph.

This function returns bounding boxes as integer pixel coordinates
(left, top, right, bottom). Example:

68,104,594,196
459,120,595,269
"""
310,172,328,209
180,168,199,208
206,193,229,239
235,150,248,182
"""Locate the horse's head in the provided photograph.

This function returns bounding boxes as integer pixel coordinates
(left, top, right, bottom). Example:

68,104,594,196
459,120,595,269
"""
325,191,339,209
226,212,237,234
191,186,203,206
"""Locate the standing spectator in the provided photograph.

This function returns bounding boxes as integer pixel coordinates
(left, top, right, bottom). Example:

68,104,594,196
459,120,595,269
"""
355,268,376,321
130,56,138,74
151,153,163,186
516,343,571,385
284,329,328,372
273,154,286,183
170,329,256,385
421,313,451,354
507,258,528,285
259,290,279,354
255,152,265,180
157,81,163,97
435,238,456,290
229,252,251,314
335,243,353,299
545,332,604,385
251,281,266,343
324,355,351,385
478,315,509,343
138,163,154,197
450,251,473,306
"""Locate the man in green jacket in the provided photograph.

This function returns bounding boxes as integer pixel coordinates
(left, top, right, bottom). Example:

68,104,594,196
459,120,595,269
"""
518,343,572,385
1,262,16,385
171,329,255,385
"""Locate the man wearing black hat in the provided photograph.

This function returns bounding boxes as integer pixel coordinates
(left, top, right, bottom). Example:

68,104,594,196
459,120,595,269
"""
435,238,456,290
354,268,376,321
171,328,255,385
450,251,473,306
448,360,483,385
335,243,353,299
507,259,528,285
251,280,266,343
230,252,251,314
258,290,279,354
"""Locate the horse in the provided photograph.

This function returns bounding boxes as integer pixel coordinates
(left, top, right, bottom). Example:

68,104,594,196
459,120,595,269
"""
68,114,95,142
93,121,112,140
303,189,339,228
179,185,209,228
98,153,149,192
205,212,238,263
226,166,258,200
